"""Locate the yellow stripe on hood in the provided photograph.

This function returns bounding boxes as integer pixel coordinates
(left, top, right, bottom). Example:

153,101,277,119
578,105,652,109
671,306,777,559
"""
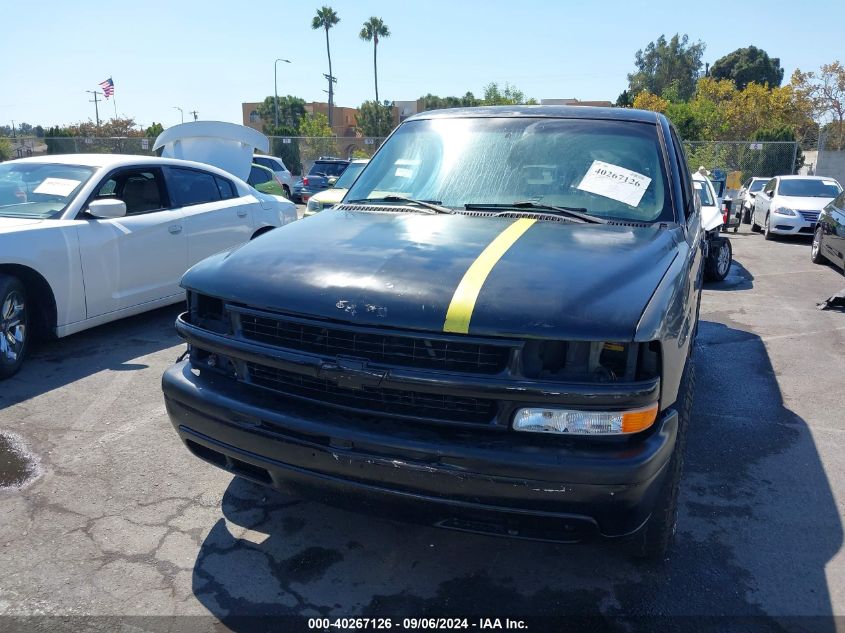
443,218,536,334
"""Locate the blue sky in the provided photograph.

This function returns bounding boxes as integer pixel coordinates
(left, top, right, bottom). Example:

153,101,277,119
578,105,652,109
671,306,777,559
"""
2,0,843,130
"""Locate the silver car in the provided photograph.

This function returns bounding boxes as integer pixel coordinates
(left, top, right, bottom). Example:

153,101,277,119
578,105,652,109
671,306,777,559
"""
751,175,843,240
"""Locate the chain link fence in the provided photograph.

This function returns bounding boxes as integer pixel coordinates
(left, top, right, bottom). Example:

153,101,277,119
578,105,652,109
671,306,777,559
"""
6,135,390,175
683,140,800,191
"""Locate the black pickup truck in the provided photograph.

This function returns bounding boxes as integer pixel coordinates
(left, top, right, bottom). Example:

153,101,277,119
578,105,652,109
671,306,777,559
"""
162,106,703,560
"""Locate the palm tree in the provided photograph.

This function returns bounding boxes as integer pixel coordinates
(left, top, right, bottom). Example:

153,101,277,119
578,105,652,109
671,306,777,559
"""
359,17,390,105
312,6,340,127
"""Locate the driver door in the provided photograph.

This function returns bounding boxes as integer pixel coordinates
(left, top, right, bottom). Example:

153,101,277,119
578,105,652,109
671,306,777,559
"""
76,167,187,318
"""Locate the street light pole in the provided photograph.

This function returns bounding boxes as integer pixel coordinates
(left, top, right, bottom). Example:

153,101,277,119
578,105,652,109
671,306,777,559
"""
274,58,291,128
174,106,184,124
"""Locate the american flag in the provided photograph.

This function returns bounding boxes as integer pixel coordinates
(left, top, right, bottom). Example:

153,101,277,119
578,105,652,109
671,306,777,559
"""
99,77,114,99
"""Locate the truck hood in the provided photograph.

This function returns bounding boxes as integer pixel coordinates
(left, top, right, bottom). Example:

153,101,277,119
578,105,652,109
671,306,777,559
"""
182,211,680,341
0,216,44,233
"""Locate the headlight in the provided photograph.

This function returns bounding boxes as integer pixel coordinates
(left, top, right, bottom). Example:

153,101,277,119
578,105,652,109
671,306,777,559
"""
307,198,323,213
774,207,797,216
512,403,658,435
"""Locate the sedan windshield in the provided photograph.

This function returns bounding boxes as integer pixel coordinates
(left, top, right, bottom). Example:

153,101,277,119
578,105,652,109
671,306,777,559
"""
778,178,842,198
0,162,96,218
693,180,715,206
749,179,768,192
345,117,672,222
333,162,366,189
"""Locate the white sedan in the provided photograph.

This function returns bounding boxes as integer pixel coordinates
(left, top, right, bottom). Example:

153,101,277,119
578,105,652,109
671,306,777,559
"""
0,153,296,378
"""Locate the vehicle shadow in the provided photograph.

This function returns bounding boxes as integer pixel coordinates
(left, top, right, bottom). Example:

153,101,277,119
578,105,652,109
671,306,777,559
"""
190,321,841,630
0,303,184,411
708,256,754,292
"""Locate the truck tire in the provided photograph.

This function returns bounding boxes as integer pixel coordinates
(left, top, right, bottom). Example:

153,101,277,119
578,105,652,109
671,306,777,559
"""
704,237,732,282
0,274,29,380
628,362,695,562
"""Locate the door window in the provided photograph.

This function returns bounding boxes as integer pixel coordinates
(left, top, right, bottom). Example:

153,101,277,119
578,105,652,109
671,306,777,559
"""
215,176,237,200
168,168,223,206
95,170,165,215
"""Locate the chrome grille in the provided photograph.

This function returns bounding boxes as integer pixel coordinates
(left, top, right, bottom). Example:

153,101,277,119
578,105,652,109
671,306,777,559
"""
800,211,820,223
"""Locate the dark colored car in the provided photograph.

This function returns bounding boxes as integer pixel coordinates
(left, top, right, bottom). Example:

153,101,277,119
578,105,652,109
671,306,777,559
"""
291,157,350,203
812,189,845,271
162,106,704,560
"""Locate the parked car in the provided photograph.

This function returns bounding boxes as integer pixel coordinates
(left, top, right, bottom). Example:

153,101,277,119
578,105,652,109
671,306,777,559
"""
693,173,733,281
247,163,285,197
0,150,296,378
736,177,769,223
304,159,368,216
252,154,293,198
751,175,843,239
291,157,350,203
812,190,845,271
162,105,704,560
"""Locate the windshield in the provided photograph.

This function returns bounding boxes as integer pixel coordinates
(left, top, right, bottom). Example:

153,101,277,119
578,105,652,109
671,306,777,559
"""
333,162,366,189
346,117,672,222
749,179,768,192
693,180,715,206
310,161,348,178
778,178,842,198
0,162,96,218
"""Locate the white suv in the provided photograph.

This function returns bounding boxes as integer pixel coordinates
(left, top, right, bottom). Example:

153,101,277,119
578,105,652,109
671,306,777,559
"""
253,154,293,198
751,175,842,239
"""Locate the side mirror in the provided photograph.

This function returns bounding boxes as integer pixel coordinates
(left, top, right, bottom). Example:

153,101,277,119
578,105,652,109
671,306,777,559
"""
87,198,127,219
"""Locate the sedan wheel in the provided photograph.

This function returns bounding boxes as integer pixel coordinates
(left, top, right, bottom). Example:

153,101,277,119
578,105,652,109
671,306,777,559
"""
0,275,28,379
750,207,761,232
811,226,827,265
763,213,775,241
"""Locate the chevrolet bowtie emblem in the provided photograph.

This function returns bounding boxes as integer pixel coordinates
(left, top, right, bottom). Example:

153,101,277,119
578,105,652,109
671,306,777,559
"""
318,357,386,390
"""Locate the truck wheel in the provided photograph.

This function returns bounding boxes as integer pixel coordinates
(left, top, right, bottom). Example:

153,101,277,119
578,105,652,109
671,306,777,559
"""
704,237,732,282
628,362,695,562
811,226,827,265
0,274,29,380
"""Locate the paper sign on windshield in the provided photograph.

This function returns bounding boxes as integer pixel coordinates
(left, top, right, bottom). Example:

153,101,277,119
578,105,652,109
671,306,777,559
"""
576,161,651,207
33,177,82,197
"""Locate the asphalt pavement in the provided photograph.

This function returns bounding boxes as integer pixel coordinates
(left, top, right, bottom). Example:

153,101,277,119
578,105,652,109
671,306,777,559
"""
1,223,844,631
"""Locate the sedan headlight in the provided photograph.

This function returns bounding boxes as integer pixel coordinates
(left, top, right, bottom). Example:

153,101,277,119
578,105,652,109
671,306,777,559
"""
513,403,658,435
774,207,797,216
306,198,323,213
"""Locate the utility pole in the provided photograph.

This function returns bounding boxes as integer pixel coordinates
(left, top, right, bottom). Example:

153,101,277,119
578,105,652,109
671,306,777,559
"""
189,110,198,121
174,106,184,123
85,91,103,127
324,73,337,129
10,120,15,139
274,58,291,128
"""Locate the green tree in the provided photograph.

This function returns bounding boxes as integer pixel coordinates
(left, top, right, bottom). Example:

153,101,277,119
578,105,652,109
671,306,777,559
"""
257,95,307,130
298,112,337,163
482,82,535,105
145,122,164,137
627,34,706,101
419,92,480,110
710,46,784,89
357,100,395,137
359,16,390,104
312,6,340,127
792,61,845,150
0,138,12,161
615,90,633,107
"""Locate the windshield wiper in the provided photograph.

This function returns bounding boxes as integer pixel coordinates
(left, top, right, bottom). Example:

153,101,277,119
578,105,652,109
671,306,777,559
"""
464,202,606,224
346,195,454,214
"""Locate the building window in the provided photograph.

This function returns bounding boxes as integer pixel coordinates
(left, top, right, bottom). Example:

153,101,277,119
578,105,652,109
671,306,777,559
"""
249,110,260,124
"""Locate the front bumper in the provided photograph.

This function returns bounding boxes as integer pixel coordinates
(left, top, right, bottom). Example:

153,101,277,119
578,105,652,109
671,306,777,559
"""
162,361,677,542
768,211,818,235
